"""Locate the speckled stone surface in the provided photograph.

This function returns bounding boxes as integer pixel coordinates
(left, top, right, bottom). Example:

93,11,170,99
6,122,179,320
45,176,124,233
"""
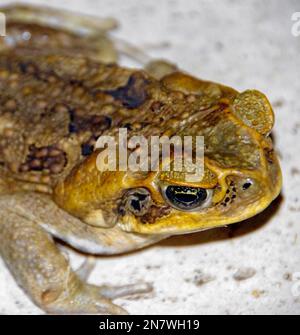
0,0,299,315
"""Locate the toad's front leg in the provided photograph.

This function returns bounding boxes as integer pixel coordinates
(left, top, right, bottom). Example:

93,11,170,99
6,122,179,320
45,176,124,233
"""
0,195,151,314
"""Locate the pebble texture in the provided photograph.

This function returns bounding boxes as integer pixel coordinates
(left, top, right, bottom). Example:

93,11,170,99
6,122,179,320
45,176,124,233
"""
0,0,299,315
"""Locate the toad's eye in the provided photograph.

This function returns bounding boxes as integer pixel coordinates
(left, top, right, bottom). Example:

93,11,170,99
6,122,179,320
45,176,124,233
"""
162,185,213,211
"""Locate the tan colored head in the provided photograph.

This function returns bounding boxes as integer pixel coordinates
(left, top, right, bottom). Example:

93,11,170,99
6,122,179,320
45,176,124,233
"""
54,73,282,235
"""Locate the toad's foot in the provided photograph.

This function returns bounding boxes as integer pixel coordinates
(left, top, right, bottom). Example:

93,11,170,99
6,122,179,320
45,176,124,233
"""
47,281,153,315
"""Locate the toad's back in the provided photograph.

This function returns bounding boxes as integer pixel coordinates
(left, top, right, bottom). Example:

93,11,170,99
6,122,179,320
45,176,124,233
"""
0,22,233,193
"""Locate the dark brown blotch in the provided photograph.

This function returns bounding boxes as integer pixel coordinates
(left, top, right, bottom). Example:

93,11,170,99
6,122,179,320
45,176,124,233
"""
20,145,67,174
68,108,112,135
81,143,94,156
19,61,38,75
105,73,149,109
140,205,171,224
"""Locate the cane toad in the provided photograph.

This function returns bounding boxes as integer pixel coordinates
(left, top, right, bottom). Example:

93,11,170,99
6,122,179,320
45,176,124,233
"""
0,4,282,314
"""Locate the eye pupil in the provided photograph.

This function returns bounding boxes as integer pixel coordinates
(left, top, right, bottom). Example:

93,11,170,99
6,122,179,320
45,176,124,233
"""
165,186,208,210
175,193,197,203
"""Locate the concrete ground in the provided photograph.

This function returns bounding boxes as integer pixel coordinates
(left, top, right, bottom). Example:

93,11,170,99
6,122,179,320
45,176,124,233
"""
0,0,299,315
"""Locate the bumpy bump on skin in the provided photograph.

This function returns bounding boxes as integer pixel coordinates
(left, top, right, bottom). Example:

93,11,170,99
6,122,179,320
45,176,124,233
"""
232,90,274,135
